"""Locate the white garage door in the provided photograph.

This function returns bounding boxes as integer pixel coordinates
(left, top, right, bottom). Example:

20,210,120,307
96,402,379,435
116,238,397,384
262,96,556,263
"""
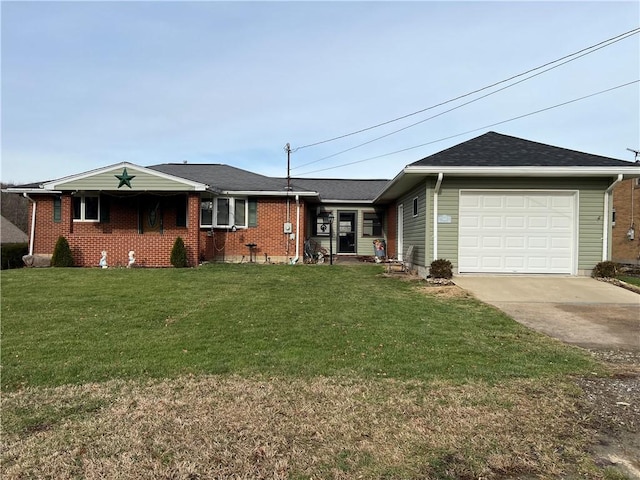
458,191,576,274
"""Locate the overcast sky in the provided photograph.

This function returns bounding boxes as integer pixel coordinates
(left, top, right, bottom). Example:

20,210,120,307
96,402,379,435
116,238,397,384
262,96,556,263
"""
1,1,639,184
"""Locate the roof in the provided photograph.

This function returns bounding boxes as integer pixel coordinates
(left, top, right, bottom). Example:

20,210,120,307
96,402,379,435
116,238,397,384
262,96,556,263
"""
1,216,28,244
288,178,389,201
375,131,640,202
149,164,294,193
410,131,634,168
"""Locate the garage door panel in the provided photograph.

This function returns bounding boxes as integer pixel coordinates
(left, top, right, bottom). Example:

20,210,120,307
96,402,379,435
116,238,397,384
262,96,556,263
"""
459,192,575,274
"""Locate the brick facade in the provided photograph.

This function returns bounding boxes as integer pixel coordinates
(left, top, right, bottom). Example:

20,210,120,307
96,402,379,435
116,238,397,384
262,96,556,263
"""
27,193,310,267
612,179,640,264
199,197,307,264
28,193,200,267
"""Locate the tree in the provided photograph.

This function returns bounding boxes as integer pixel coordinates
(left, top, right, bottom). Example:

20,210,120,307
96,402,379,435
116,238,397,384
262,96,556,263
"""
1,183,29,233
170,236,188,268
51,236,74,267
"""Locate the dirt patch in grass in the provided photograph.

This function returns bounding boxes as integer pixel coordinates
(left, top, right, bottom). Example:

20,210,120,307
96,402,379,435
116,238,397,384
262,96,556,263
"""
2,375,615,479
578,350,640,479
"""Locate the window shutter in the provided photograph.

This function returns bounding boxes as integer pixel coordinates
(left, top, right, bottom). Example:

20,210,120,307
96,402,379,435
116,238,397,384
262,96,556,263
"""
176,195,187,227
53,196,62,223
100,195,110,223
248,199,258,227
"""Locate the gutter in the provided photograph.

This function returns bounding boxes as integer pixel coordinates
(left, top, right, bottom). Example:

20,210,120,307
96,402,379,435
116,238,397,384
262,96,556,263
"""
432,173,443,260
291,195,301,264
602,174,623,261
23,193,36,256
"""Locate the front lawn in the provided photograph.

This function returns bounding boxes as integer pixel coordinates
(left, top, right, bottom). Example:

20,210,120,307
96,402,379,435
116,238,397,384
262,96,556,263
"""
1,264,593,390
3,264,621,479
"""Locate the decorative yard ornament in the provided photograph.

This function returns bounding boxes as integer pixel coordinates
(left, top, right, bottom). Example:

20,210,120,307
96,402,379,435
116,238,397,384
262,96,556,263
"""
99,251,108,268
115,168,136,188
128,251,136,268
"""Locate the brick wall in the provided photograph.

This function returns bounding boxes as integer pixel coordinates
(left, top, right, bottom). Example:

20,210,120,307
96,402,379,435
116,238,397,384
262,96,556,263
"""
612,179,640,264
27,193,397,267
199,197,307,264
28,193,200,267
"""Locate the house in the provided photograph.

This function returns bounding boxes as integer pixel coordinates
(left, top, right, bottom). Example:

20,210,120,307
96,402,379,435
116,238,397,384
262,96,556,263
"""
8,163,390,267
375,132,640,276
1,215,28,244
611,177,640,264
7,131,640,273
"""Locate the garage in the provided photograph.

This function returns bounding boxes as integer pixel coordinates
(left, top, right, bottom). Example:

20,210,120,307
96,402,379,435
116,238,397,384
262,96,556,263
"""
458,191,576,274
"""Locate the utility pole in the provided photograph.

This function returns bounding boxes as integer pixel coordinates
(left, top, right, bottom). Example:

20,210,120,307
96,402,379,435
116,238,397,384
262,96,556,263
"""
285,143,292,190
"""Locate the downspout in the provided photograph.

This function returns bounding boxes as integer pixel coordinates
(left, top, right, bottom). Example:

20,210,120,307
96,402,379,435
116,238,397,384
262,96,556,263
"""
602,174,623,261
23,193,36,256
432,173,444,261
291,195,301,264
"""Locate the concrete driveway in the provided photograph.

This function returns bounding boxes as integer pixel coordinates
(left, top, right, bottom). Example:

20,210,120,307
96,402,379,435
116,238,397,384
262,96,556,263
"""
453,276,640,350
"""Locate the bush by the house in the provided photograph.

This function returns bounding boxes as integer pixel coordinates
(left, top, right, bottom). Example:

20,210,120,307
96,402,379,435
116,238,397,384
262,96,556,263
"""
51,236,74,267
1,243,28,270
170,236,188,268
591,261,620,278
430,258,453,279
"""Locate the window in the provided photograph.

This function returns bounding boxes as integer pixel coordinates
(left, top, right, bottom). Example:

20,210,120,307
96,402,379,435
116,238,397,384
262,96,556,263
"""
200,196,248,228
413,197,419,217
73,195,100,222
363,212,383,236
175,195,187,227
248,199,258,227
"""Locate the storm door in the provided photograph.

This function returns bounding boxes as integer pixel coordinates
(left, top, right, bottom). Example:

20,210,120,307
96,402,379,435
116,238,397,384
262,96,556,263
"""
337,211,357,254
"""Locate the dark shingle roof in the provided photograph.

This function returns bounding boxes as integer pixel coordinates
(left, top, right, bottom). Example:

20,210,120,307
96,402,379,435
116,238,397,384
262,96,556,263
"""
409,132,634,168
148,164,294,192
288,178,389,201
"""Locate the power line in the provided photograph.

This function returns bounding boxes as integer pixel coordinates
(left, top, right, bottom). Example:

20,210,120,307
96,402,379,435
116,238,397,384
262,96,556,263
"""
292,26,639,153
295,79,639,176
292,28,639,171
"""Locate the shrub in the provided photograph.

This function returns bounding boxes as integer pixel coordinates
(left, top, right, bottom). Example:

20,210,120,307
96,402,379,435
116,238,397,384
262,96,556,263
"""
430,258,453,279
170,236,188,268
51,236,74,267
591,261,620,278
1,243,28,270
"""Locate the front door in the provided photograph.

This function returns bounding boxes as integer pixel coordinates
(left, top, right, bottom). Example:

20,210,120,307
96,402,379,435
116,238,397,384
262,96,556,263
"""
338,211,357,254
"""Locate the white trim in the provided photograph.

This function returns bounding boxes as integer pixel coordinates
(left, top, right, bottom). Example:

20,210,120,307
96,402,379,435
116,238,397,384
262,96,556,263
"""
458,189,579,275
221,190,318,197
433,173,443,260
43,162,209,191
602,174,623,261
397,204,404,261
405,165,640,177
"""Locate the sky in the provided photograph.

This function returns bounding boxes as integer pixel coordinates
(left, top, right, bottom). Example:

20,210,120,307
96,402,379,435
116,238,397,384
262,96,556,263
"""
1,1,639,185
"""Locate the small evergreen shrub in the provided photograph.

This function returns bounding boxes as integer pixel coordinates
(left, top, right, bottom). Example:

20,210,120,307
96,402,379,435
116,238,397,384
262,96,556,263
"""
591,261,620,278
1,243,28,270
51,236,74,267
430,258,453,279
170,236,188,268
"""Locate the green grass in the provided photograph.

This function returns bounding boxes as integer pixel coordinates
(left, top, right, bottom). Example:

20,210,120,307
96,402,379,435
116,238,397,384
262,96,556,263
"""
618,275,640,287
1,264,595,391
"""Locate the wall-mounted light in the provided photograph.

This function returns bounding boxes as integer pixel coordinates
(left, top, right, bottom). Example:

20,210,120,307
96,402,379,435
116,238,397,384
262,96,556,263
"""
231,225,237,233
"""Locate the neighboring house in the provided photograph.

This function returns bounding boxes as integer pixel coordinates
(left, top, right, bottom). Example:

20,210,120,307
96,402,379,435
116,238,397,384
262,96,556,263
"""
1,215,28,244
611,177,640,264
375,132,640,276
7,131,639,273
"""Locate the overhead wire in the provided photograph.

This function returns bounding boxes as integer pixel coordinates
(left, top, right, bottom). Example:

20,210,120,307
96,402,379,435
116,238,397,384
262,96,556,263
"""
292,28,639,171
295,79,639,176
293,27,639,152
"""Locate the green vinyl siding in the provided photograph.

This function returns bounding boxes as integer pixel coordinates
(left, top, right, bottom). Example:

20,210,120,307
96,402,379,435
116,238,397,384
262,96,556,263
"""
398,182,428,267
308,204,388,256
433,177,610,272
55,167,201,192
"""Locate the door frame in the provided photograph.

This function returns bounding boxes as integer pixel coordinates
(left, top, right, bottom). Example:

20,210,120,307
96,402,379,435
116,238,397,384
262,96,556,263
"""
337,210,357,254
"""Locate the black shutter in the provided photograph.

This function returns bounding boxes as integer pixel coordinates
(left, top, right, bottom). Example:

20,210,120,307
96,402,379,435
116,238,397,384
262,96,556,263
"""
248,198,258,227
176,195,187,227
100,195,110,223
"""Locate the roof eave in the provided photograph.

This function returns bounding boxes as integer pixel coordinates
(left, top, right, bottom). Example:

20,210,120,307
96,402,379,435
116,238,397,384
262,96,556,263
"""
404,166,640,176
